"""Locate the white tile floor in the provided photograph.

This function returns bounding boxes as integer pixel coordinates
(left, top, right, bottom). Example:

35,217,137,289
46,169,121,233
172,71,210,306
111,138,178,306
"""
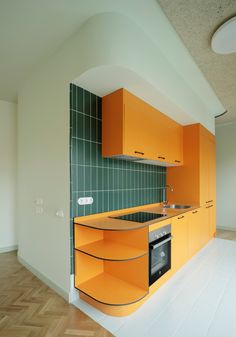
73,238,236,337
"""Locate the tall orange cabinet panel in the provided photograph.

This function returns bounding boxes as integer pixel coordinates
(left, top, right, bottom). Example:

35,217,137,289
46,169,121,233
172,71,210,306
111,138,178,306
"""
200,127,216,205
102,89,183,165
167,124,216,206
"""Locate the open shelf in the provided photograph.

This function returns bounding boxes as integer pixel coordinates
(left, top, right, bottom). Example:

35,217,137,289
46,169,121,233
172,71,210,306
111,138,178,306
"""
76,272,148,306
74,224,148,261
76,240,147,261
74,250,148,306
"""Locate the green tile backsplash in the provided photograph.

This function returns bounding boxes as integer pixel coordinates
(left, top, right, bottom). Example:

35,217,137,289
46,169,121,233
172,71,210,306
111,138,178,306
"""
69,84,166,271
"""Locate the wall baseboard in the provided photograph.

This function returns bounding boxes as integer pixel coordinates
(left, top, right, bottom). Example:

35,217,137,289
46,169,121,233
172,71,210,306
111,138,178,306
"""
69,274,80,303
18,254,70,302
217,226,236,232
0,245,18,253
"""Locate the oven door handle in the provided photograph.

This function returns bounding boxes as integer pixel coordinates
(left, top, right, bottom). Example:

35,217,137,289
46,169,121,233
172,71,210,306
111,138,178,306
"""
150,236,172,250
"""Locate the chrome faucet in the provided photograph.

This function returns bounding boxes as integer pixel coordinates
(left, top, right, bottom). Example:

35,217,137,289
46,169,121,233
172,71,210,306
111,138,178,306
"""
161,185,174,206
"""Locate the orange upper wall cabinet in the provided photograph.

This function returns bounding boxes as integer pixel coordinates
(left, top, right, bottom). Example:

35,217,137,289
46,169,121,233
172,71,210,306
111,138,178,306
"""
102,89,183,166
167,123,216,206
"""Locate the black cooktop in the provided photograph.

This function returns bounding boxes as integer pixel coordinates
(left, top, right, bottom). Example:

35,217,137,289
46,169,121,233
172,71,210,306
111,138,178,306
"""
110,212,166,223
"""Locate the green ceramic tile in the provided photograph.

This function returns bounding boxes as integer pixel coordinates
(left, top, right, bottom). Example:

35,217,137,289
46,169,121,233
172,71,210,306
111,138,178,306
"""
103,168,109,190
104,192,109,210
72,84,77,112
76,112,84,139
109,169,114,190
91,93,97,118
77,140,84,165
84,141,91,165
84,115,90,140
71,111,76,138
74,166,83,191
91,117,97,142
97,119,102,143
70,138,77,165
115,191,120,210
84,90,90,115
85,167,92,191
90,142,97,166
97,192,103,213
96,143,103,166
91,169,97,191
97,167,103,190
91,192,98,214
76,86,84,112
97,96,102,119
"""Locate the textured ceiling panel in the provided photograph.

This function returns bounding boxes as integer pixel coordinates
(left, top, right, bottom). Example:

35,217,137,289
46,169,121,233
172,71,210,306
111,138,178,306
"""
158,0,236,124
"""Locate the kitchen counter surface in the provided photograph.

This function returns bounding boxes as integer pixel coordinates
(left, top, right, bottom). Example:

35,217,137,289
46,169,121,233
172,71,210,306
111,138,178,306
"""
74,203,199,231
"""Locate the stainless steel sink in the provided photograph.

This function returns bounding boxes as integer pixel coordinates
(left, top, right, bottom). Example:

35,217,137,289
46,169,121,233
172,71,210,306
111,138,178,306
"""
163,204,191,209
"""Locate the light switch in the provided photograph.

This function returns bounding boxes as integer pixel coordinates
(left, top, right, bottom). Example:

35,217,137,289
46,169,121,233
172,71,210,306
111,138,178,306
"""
56,210,65,218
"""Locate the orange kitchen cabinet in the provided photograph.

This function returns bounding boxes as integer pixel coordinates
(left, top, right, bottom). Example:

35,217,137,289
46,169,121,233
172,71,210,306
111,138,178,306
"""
188,208,201,257
167,123,216,206
102,88,183,165
204,203,216,239
200,127,216,205
172,213,189,272
74,223,149,316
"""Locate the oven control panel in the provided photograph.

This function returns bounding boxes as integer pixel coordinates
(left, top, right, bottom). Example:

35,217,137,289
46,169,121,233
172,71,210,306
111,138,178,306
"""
149,224,171,243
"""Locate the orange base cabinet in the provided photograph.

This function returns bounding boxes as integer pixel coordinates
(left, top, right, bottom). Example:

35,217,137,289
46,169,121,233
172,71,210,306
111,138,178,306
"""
74,224,149,316
204,203,216,240
172,213,189,272
188,208,202,257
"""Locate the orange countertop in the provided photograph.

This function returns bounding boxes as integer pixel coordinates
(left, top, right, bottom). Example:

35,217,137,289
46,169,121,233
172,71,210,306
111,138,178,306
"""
74,203,199,231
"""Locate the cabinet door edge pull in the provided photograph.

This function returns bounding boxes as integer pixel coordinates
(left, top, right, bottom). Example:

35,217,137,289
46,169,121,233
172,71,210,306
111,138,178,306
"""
206,205,214,209
134,151,144,155
177,215,184,219
192,210,198,214
158,156,166,160
175,160,181,163
206,200,213,203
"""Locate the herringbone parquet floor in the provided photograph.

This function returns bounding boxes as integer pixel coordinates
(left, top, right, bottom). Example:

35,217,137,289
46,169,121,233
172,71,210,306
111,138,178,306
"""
0,251,113,337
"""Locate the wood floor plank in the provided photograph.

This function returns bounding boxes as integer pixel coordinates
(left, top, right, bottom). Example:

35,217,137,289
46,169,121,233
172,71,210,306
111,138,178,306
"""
0,252,113,337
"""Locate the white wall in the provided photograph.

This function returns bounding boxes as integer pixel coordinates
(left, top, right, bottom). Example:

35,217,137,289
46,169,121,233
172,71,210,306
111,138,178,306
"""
216,122,236,230
0,100,17,252
17,11,218,301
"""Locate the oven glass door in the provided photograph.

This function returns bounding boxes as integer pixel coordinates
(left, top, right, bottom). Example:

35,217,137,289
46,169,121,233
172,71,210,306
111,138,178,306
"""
149,234,171,286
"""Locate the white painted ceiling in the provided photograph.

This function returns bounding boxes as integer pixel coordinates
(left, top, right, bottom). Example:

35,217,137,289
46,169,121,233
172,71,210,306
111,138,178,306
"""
158,0,236,124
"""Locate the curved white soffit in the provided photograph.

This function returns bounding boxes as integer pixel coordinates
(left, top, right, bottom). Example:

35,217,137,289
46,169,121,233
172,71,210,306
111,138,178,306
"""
67,12,223,132
74,65,195,125
212,16,236,54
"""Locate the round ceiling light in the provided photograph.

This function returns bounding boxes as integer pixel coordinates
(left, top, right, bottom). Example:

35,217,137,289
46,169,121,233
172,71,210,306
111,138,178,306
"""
211,16,236,54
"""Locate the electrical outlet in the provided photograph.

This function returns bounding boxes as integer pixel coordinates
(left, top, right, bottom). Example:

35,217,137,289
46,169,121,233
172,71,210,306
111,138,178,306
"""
78,197,93,205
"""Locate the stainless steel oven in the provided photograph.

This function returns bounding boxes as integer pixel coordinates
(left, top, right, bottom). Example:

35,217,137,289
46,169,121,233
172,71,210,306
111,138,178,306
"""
149,224,172,286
